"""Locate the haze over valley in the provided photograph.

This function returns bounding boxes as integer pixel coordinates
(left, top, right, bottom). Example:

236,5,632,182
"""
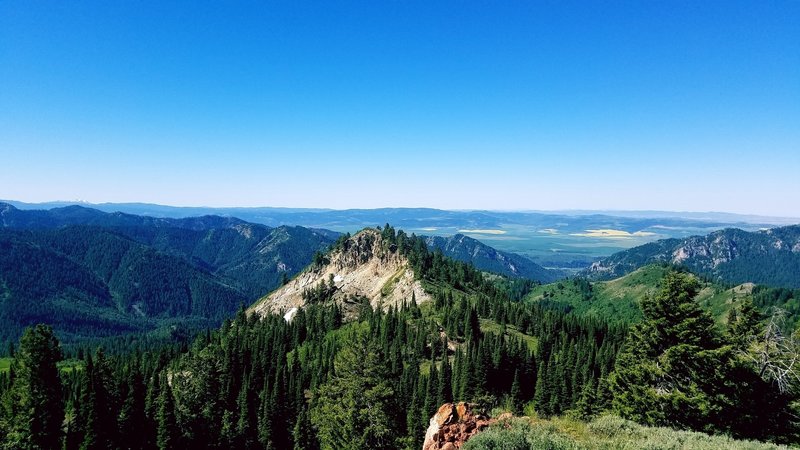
6,199,794,272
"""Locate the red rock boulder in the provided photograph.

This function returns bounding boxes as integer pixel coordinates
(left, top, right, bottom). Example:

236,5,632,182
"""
422,402,499,450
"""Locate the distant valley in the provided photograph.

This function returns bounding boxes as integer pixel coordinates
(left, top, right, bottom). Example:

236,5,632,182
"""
7,200,795,271
425,233,565,282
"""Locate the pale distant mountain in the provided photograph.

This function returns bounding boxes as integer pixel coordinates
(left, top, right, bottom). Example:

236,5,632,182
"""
5,200,792,228
8,199,795,271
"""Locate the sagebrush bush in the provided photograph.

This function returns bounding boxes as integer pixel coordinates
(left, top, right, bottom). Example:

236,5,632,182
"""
463,418,578,450
461,427,529,450
460,415,787,450
586,414,643,439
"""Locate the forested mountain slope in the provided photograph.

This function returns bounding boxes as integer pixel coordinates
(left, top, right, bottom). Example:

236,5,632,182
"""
101,223,335,300
0,227,246,346
425,233,565,282
0,202,246,230
584,225,800,288
0,210,335,347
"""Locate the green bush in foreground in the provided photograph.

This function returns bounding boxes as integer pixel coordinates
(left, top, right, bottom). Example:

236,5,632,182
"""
462,415,787,450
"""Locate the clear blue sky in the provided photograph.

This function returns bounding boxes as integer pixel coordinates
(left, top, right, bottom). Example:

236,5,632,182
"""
2,1,798,216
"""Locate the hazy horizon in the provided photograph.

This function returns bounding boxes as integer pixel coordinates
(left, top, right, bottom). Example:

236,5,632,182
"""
2,2,798,216
4,198,799,222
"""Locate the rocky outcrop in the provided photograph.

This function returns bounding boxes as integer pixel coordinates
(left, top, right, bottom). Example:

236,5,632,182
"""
249,228,431,318
422,402,500,450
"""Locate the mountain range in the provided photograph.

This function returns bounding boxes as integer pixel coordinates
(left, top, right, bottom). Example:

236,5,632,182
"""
7,199,796,270
3,199,800,352
0,203,563,347
584,225,800,288
7,200,796,226
0,203,336,346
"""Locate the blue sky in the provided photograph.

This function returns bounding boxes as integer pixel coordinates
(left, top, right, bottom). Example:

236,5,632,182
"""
1,1,798,216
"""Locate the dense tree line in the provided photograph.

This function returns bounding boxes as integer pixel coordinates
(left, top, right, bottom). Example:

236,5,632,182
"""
0,300,622,449
751,285,800,329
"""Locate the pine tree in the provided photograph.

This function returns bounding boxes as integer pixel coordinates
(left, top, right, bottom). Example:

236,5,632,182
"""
575,378,596,419
424,363,438,417
310,328,399,449
436,350,452,406
609,271,731,432
292,406,318,450
157,381,179,450
268,369,291,449
728,298,762,349
533,362,548,416
77,356,98,450
118,364,147,450
1,324,64,450
509,369,522,415
464,308,481,343
80,349,116,450
406,392,423,449
257,382,272,449
235,379,256,450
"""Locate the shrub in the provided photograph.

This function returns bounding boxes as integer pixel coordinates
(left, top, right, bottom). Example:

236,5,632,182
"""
587,414,643,439
463,418,578,450
462,415,788,450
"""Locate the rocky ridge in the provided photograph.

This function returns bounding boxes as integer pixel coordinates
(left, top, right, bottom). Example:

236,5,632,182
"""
584,225,800,288
250,228,431,317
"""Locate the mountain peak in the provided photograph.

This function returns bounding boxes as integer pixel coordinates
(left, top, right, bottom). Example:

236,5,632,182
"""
250,228,431,318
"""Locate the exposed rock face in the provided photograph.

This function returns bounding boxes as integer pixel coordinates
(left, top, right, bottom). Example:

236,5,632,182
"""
422,402,495,450
250,228,431,318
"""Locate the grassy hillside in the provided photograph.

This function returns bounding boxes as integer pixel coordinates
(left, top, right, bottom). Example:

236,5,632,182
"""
0,357,81,374
0,357,10,373
525,265,758,325
464,415,787,450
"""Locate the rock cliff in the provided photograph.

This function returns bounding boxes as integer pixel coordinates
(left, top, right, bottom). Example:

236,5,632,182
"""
250,228,431,317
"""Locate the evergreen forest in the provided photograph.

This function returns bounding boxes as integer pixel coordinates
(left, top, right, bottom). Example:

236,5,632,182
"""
1,226,799,449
